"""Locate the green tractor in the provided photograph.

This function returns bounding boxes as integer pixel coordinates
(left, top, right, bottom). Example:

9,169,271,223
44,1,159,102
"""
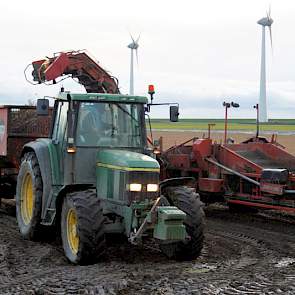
16,50,205,264
16,91,204,264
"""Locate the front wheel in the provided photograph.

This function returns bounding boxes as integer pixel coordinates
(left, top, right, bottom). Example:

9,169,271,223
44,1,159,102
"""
160,186,205,261
61,189,106,264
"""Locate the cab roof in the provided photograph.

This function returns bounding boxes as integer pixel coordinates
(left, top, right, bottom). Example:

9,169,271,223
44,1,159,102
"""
58,92,148,104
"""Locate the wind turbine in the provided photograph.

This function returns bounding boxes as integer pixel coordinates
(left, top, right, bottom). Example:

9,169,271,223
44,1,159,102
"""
257,8,273,122
127,34,140,95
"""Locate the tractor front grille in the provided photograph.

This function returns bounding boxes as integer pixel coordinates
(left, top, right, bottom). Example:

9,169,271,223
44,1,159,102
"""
122,171,159,204
129,171,159,202
97,167,159,204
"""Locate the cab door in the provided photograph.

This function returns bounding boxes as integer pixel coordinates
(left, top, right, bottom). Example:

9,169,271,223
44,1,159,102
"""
50,100,69,185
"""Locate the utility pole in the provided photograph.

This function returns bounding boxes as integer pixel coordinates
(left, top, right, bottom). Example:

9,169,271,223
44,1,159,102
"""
254,103,259,137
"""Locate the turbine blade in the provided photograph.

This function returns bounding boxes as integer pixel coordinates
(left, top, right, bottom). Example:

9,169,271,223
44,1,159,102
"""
129,32,135,44
267,4,271,20
136,33,141,43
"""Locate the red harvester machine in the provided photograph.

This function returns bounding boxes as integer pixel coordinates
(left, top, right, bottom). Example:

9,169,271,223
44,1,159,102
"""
159,135,295,212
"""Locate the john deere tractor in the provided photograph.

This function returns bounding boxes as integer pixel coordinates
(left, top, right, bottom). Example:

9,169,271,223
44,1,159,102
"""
15,51,204,264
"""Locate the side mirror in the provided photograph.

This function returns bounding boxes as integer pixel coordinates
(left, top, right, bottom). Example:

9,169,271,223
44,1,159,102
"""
36,99,49,116
170,106,179,122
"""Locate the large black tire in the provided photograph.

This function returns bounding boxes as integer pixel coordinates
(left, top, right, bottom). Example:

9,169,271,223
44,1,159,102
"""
16,152,43,240
61,189,106,265
160,186,205,261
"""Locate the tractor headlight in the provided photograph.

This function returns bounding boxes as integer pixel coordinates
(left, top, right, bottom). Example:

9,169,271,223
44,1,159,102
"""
147,184,159,192
129,183,142,192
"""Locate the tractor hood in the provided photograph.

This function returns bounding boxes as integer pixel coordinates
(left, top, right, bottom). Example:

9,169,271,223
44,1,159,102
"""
97,149,160,172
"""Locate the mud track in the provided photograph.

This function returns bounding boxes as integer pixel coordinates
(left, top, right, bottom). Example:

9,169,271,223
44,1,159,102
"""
0,204,294,294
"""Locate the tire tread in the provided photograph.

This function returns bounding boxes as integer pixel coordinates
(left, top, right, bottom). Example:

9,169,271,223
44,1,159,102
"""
61,189,106,264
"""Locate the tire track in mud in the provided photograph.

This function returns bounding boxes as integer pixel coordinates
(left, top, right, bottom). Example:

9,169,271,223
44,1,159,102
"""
189,210,295,294
123,208,295,294
196,209,295,294
195,222,295,295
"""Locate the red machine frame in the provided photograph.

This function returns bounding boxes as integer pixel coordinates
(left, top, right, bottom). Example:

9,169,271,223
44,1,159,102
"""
159,136,295,213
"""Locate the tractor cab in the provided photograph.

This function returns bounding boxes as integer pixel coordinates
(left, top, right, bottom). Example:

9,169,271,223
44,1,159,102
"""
42,92,148,150
37,92,156,187
75,98,146,149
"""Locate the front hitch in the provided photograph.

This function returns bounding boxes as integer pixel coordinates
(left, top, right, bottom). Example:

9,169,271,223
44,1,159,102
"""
129,196,186,245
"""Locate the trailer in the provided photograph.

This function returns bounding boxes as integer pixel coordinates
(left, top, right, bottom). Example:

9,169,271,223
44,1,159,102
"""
159,135,295,213
0,105,52,198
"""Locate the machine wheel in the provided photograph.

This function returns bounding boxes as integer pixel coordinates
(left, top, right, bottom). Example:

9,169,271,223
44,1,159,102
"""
160,186,205,261
61,189,106,265
16,152,43,240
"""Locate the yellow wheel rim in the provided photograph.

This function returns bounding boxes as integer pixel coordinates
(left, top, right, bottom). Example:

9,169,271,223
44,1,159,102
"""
67,208,79,254
21,172,34,225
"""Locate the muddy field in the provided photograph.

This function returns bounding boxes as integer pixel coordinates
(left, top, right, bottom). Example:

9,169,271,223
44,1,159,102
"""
0,131,295,294
0,204,295,294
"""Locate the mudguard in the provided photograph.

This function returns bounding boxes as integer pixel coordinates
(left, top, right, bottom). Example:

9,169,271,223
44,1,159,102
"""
22,139,53,221
159,177,196,193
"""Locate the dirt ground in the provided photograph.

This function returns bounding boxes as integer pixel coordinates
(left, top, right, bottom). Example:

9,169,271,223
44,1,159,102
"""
0,131,295,294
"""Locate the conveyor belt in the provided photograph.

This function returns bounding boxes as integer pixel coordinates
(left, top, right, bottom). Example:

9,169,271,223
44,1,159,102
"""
235,150,287,169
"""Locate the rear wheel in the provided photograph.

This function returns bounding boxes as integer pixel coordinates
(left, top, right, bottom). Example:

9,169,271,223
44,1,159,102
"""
61,189,106,264
160,186,205,261
16,152,43,240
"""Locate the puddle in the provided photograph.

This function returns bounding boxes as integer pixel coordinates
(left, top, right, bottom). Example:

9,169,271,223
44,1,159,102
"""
186,263,218,273
275,257,295,268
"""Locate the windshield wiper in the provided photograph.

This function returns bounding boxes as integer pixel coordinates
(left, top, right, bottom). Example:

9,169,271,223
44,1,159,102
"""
114,103,139,124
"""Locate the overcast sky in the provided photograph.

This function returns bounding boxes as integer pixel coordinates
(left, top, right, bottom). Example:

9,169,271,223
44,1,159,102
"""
0,0,295,118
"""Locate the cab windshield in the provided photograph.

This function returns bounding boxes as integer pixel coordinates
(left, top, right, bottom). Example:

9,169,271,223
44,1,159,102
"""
76,102,145,148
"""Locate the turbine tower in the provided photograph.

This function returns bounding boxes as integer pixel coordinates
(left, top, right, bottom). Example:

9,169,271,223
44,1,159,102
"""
257,9,273,122
127,34,140,95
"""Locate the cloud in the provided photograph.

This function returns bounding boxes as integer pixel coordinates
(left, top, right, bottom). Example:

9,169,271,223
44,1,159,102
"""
0,0,295,119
